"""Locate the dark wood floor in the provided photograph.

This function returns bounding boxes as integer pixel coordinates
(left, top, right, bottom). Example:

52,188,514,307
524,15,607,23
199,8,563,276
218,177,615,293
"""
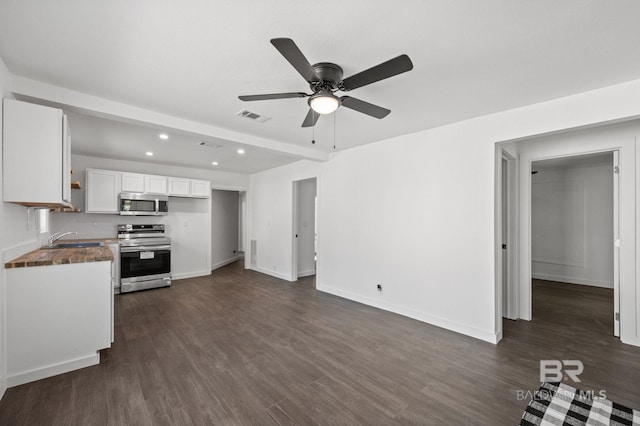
1,266,639,425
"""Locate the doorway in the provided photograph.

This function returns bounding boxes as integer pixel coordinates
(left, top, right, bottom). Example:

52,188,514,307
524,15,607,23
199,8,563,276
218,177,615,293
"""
497,120,639,347
292,178,317,281
530,152,619,337
211,189,245,270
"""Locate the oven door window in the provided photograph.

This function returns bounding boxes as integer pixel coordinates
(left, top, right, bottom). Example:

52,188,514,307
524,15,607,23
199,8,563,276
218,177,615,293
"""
121,249,171,278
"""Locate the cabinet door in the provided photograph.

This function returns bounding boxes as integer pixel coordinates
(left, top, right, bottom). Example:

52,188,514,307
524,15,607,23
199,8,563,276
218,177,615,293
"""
62,115,71,204
168,177,190,197
3,99,65,205
190,180,211,198
121,173,145,193
144,175,168,194
86,169,121,213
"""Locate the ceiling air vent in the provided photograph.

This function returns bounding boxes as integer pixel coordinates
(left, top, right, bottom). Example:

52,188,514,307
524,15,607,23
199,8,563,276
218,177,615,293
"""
199,141,223,149
236,109,271,123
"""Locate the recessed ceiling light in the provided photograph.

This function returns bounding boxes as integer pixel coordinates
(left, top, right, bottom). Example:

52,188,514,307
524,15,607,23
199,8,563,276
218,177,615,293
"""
211,161,219,166
145,151,154,156
237,148,245,155
159,133,169,140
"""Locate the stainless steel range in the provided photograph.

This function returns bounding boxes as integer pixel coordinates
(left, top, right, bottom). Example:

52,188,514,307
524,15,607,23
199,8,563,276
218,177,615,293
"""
118,224,171,293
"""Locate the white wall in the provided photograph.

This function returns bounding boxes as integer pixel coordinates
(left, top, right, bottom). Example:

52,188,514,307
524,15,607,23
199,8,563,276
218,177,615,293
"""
250,79,640,345
0,57,48,399
211,190,240,270
165,196,211,279
296,178,317,277
531,161,613,287
248,160,320,281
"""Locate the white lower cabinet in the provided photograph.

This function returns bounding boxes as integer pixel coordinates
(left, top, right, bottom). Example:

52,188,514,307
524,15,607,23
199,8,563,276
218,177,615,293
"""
6,261,112,387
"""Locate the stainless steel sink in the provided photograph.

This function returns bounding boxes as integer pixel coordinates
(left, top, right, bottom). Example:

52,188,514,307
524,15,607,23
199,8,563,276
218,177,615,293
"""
46,242,104,249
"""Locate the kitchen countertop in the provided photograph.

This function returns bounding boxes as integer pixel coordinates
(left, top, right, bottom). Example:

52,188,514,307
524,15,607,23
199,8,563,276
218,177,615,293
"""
65,238,120,244
5,238,117,269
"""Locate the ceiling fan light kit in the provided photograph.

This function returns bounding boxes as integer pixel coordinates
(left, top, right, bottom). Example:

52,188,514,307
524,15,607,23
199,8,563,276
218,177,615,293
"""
309,91,340,114
239,38,413,127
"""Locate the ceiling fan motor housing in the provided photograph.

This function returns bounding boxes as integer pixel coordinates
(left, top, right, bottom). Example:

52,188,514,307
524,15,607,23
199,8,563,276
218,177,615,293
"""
310,62,343,91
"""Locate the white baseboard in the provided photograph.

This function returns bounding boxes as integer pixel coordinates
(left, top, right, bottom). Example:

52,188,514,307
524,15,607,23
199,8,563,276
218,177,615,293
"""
211,255,243,271
7,353,100,388
172,270,210,280
316,284,499,344
297,269,316,278
620,335,640,348
532,273,613,288
252,267,291,281
0,375,6,401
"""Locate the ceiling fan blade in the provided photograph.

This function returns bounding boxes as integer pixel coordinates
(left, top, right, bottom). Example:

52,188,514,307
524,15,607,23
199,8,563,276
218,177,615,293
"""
301,108,320,127
340,96,390,119
340,54,413,91
239,92,308,101
270,38,320,83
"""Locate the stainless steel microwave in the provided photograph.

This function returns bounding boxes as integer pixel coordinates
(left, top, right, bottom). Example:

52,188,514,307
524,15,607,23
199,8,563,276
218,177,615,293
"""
119,193,168,216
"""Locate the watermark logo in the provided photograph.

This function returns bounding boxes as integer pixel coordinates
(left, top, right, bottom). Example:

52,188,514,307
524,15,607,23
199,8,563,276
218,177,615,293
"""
516,387,607,401
540,360,583,382
514,359,606,402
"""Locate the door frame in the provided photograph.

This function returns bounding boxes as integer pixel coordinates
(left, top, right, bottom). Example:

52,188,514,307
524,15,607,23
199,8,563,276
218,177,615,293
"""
526,150,620,336
613,150,620,337
501,150,519,320
291,177,318,281
522,149,622,324
292,180,299,281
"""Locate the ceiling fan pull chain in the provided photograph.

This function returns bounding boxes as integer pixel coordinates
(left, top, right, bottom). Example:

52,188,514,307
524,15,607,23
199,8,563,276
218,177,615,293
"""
333,111,336,150
311,115,316,144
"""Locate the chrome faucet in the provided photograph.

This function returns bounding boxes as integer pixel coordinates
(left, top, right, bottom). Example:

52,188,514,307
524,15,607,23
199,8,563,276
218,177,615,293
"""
46,231,77,247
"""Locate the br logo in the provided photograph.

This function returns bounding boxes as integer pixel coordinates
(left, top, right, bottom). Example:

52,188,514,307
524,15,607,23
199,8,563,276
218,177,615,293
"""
540,360,584,382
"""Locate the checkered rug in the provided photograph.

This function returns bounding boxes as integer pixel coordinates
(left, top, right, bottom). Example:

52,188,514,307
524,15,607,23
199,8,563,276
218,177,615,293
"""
520,382,640,425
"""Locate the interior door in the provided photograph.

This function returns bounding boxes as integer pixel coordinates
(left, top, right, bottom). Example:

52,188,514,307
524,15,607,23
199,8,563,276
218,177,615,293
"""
613,150,620,337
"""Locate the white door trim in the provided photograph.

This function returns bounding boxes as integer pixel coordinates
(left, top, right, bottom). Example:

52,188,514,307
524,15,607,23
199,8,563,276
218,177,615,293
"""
501,150,519,320
613,150,620,337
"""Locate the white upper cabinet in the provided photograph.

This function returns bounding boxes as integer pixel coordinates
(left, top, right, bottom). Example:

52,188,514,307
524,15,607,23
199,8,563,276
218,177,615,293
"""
168,177,191,197
3,99,71,206
121,173,168,194
190,180,211,198
86,169,121,214
85,169,212,213
144,174,168,194
121,173,145,193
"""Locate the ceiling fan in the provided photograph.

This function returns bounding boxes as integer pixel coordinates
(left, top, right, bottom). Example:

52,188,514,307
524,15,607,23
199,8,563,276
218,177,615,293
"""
238,38,414,127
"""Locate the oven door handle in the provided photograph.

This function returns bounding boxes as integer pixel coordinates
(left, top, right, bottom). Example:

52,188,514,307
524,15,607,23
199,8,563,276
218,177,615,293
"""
121,245,172,253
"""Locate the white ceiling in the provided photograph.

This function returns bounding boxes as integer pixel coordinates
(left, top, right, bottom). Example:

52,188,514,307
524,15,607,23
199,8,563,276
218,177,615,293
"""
1,1,640,173
65,111,297,173
533,151,613,172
